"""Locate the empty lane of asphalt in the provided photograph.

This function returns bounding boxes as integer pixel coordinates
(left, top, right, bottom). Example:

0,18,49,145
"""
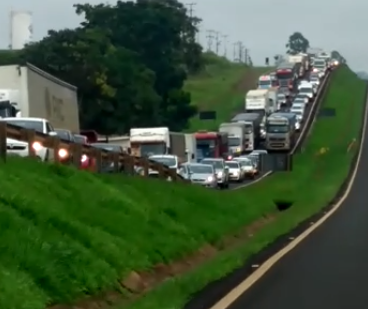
226,103,368,309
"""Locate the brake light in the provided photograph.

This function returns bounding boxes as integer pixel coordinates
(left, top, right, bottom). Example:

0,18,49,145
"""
227,155,233,160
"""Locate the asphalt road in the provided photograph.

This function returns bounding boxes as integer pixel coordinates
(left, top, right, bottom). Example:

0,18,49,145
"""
226,104,368,308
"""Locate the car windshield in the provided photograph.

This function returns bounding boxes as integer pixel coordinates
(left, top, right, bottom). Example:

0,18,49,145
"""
310,77,318,81
291,110,302,115
314,61,325,67
92,143,121,152
188,165,213,174
228,137,241,146
5,120,43,132
236,159,253,166
55,130,71,140
299,88,311,93
225,162,239,168
74,135,86,144
201,160,223,169
267,125,289,133
150,156,176,167
277,94,285,99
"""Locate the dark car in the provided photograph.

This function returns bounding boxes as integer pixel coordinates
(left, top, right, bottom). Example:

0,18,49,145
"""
91,143,124,173
55,129,75,163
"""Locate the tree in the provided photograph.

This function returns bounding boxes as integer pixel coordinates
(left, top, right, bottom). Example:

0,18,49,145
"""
331,50,347,64
20,0,199,133
286,32,309,54
74,0,197,131
21,27,159,135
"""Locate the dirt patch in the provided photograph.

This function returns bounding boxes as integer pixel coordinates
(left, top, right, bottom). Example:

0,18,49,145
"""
48,214,276,309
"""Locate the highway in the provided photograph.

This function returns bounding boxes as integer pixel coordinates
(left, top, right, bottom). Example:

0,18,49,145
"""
220,95,368,308
228,72,327,190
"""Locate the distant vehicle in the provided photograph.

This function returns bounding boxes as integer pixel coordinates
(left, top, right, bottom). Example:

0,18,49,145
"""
225,160,245,182
277,93,287,108
92,143,124,173
248,149,268,169
55,128,75,163
294,93,309,104
232,157,258,178
309,75,320,87
3,117,57,162
179,163,217,188
298,85,314,101
312,59,327,78
201,158,229,189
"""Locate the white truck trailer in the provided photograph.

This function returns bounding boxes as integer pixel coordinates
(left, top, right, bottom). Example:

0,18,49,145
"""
0,63,79,132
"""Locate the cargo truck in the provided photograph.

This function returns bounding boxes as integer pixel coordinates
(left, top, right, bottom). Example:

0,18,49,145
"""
231,113,263,151
265,113,297,151
0,63,79,132
245,89,272,116
184,133,196,162
130,127,186,162
288,54,306,78
219,122,245,155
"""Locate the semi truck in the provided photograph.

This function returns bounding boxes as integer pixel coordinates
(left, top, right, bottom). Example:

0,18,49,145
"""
219,122,245,155
0,63,79,132
130,127,186,162
194,131,228,160
231,113,263,151
265,113,297,151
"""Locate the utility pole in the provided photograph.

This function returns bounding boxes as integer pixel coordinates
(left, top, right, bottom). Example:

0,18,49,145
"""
185,2,196,18
243,47,249,64
214,31,221,55
233,41,243,62
222,34,228,58
206,30,215,51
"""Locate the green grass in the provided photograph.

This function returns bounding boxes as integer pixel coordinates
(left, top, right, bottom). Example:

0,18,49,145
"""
0,157,274,309
1,65,365,309
111,64,366,309
185,52,271,131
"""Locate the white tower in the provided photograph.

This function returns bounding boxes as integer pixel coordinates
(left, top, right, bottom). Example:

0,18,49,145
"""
9,10,33,50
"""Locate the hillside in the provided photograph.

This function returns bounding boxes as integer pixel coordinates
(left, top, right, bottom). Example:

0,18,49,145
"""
0,64,365,309
185,52,271,131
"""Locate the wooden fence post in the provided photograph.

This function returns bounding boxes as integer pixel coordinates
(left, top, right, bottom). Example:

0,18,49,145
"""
72,143,82,168
0,122,7,161
21,129,36,158
112,152,120,173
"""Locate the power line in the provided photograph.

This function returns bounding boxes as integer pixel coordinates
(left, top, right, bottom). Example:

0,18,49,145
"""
206,30,215,51
222,34,228,57
214,31,221,54
185,2,196,18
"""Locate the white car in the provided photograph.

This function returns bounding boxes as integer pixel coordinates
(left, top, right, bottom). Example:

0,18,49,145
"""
225,160,243,182
3,117,57,161
233,157,257,179
298,86,314,100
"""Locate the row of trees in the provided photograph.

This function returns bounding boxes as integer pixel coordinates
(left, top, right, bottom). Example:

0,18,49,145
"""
285,32,347,63
3,0,206,134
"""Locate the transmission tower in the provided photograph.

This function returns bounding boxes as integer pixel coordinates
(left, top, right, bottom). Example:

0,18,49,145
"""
214,31,221,54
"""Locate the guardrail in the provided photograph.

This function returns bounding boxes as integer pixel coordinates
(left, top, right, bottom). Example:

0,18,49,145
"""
0,122,188,182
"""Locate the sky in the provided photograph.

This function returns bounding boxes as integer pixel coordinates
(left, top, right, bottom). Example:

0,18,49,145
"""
1,0,367,71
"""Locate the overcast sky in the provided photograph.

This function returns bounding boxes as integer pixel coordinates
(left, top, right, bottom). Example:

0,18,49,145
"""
1,0,367,71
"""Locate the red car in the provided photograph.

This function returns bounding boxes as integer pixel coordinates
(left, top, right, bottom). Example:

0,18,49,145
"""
73,134,96,171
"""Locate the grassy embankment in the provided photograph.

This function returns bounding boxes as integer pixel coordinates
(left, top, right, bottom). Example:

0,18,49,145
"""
185,52,271,131
0,65,365,309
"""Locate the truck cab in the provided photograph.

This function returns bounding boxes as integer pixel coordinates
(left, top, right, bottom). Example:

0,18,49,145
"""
194,131,228,161
265,113,296,151
130,127,169,157
258,75,272,89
